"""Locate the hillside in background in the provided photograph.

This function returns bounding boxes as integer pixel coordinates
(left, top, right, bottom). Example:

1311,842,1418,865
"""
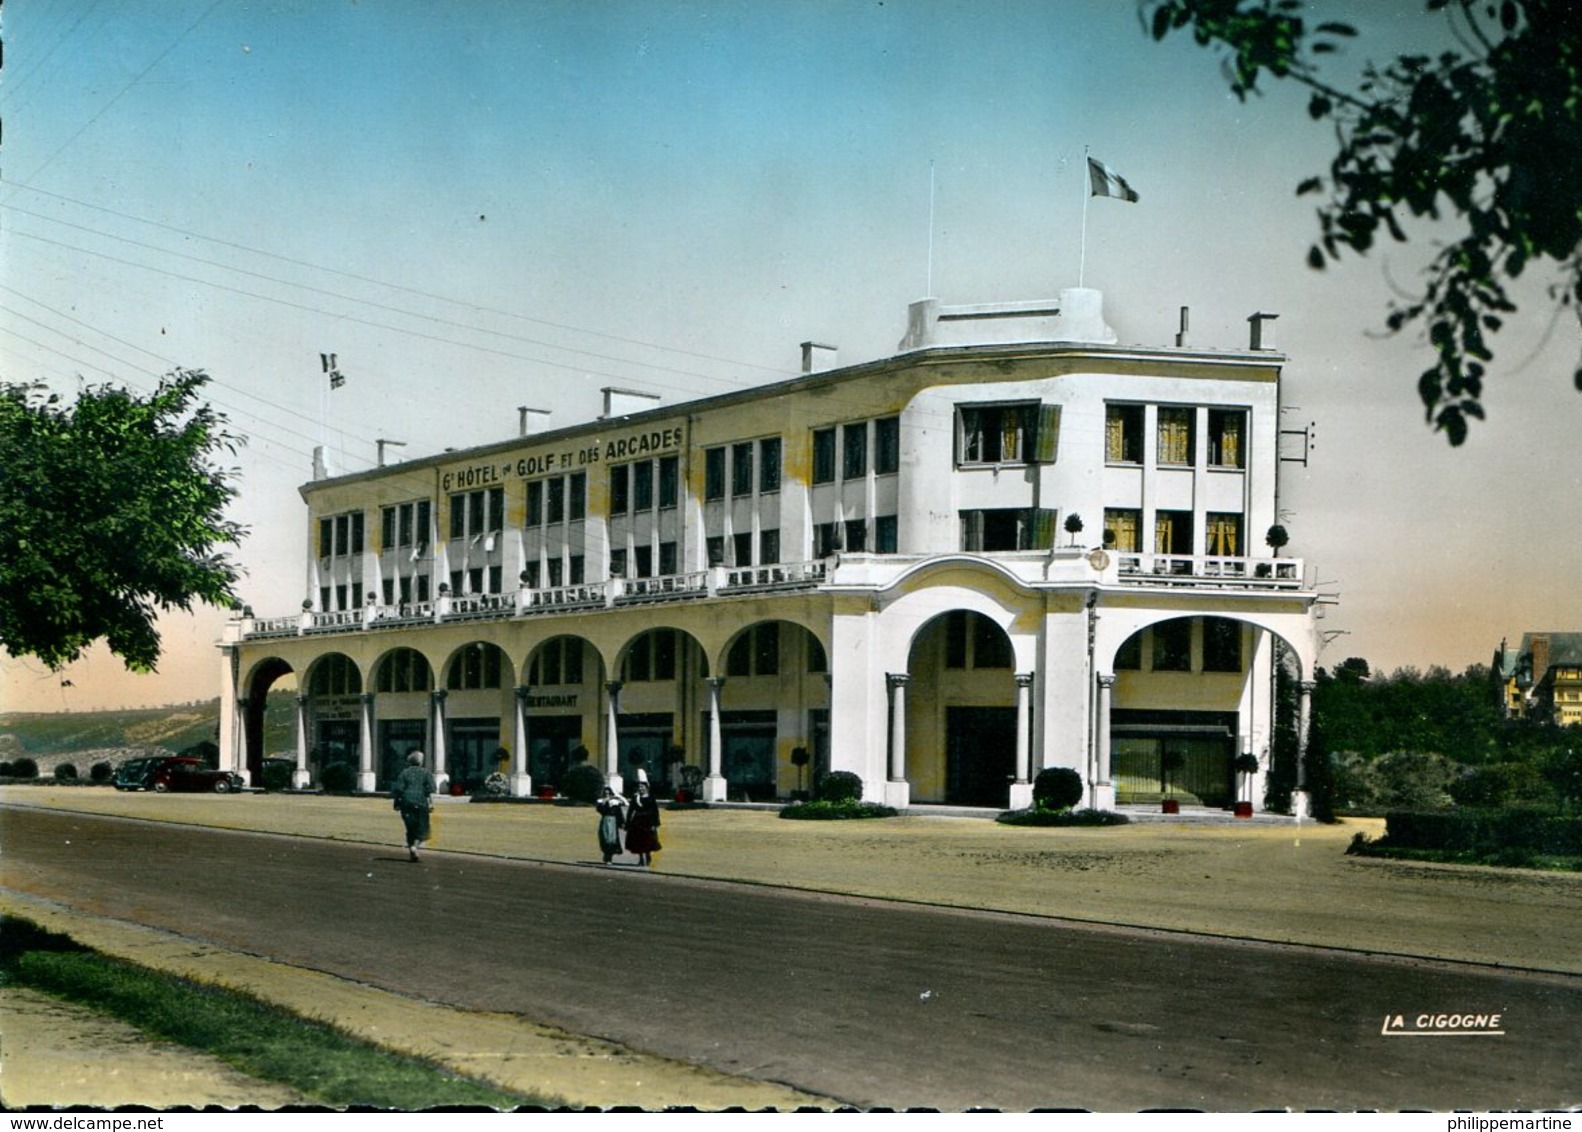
0,692,296,767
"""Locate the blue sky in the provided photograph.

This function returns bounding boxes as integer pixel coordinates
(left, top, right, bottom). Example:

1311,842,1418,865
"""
3,0,1579,711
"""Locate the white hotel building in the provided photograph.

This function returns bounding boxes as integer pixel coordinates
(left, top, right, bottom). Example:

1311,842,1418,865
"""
218,288,1322,813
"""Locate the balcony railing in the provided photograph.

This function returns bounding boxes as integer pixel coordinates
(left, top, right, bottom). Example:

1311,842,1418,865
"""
240,559,834,640
1114,553,1305,589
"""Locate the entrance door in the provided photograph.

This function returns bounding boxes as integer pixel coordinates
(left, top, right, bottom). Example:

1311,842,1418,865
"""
946,706,1016,807
722,710,778,801
316,720,360,779
528,715,582,791
378,719,426,789
618,713,673,792
448,718,501,793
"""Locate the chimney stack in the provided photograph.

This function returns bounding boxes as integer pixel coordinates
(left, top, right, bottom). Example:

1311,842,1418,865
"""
600,387,661,420
518,406,551,436
1248,311,1279,350
1175,306,1190,347
801,341,838,374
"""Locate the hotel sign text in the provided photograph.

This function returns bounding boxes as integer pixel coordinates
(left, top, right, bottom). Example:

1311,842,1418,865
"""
441,426,684,491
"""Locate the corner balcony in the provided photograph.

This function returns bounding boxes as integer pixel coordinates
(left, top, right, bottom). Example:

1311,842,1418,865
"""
1112,552,1306,590
238,559,831,641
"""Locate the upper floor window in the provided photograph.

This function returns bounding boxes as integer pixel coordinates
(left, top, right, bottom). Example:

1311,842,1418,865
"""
943,611,1013,670
732,442,754,497
1104,508,1140,552
1157,408,1195,466
875,417,900,474
658,455,679,507
526,476,585,528
759,438,782,493
309,654,362,696
812,428,836,484
1206,512,1242,556
609,465,629,515
319,511,365,558
380,500,429,551
634,461,655,511
624,629,677,682
1105,404,1144,464
961,508,1056,552
705,447,726,500
449,488,503,540
875,514,898,553
843,422,867,478
958,403,1059,465
1203,617,1244,673
1208,409,1245,469
376,648,433,694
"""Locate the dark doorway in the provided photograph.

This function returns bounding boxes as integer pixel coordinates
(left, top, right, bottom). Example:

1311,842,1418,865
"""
528,715,582,791
448,718,501,793
721,710,778,801
946,706,1016,807
618,713,674,792
378,719,425,789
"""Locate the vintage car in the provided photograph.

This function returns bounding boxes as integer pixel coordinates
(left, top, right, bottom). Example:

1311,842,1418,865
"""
114,756,243,794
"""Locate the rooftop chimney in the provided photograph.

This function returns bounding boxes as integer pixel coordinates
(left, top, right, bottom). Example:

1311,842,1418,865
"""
600,386,661,420
801,341,839,374
518,406,551,436
1248,311,1279,350
1175,306,1190,347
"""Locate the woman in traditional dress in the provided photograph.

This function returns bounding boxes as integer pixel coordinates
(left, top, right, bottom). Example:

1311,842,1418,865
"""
624,781,662,866
595,785,626,863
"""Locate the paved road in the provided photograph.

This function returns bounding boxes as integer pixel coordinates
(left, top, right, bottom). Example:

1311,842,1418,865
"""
4,807,1578,1110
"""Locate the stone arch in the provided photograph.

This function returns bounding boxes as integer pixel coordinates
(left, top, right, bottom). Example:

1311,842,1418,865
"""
714,618,832,801
520,633,606,791
436,640,517,793
240,656,296,782
610,626,710,791
903,608,1020,807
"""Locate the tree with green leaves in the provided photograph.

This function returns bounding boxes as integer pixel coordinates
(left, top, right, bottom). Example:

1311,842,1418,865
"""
0,371,245,672
1144,0,1582,444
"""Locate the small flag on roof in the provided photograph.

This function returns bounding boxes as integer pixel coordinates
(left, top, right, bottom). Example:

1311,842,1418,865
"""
1087,157,1139,203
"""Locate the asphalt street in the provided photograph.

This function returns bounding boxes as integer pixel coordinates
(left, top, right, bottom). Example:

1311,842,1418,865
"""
3,806,1578,1110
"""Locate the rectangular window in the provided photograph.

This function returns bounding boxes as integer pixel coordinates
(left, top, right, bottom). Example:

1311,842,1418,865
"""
381,507,396,551
634,544,653,578
568,554,585,584
961,509,1052,552
416,501,430,545
319,518,333,558
547,477,566,523
1152,619,1193,672
610,548,627,578
733,532,753,567
1155,510,1193,556
351,512,365,553
759,528,780,565
1105,404,1144,463
658,456,678,508
844,518,867,553
487,488,503,532
812,428,836,484
416,574,430,602
1208,409,1245,469
1104,508,1140,552
1206,513,1243,556
526,481,543,527
659,541,678,576
875,514,898,553
468,567,484,595
959,404,1044,465
814,521,840,558
875,417,900,474
705,447,726,501
1157,407,1195,466
754,622,780,676
609,465,629,515
843,423,867,479
706,535,726,566
547,555,565,591
570,471,587,520
732,442,754,497
468,491,485,535
335,584,348,611
759,437,781,493
449,496,466,539
633,461,654,511
1203,617,1243,672
488,565,502,593
523,561,541,589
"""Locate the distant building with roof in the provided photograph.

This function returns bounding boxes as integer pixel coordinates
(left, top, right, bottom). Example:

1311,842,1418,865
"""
1496,633,1582,727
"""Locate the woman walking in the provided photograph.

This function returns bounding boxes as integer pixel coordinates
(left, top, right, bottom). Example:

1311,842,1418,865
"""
392,751,436,861
595,785,626,864
624,781,662,867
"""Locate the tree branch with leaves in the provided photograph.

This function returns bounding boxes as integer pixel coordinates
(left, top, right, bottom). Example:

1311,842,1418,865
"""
1144,0,1582,444
0,370,247,672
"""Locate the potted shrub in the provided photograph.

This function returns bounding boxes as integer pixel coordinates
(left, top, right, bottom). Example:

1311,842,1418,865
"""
676,763,704,803
1064,513,1084,547
1160,749,1185,813
790,745,811,801
1233,752,1261,817
1032,766,1084,813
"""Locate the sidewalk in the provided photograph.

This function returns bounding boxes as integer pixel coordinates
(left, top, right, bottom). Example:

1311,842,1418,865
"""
4,786,1581,1109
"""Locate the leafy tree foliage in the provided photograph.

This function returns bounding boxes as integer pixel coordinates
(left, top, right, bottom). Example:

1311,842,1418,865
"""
1144,0,1582,444
0,371,244,672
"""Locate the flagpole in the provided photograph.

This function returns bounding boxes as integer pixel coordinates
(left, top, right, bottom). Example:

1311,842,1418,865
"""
926,159,936,297
1079,144,1090,289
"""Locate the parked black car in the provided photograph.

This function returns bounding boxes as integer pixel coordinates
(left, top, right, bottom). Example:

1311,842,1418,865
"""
114,756,243,793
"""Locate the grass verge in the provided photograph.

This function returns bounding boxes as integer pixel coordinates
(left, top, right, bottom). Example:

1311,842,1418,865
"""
1345,838,1582,872
0,915,553,1110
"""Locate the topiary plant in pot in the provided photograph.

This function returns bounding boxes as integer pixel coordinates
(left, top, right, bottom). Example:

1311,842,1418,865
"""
1032,766,1084,813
